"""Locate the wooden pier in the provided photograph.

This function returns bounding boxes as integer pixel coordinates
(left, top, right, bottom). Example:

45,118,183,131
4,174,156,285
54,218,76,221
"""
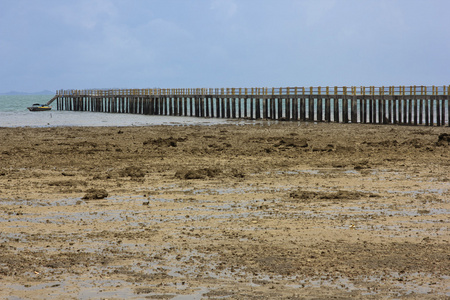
49,86,450,126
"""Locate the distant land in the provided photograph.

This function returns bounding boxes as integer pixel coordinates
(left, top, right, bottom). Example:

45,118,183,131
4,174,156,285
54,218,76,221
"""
0,90,54,96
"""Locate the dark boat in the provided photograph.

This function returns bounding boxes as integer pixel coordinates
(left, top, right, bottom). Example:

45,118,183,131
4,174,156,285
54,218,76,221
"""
27,103,52,111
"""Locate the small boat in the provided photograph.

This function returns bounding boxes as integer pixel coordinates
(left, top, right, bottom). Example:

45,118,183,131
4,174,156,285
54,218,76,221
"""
27,103,52,111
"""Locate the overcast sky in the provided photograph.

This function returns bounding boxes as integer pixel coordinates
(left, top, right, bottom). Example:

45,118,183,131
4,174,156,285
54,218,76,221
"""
1,0,449,93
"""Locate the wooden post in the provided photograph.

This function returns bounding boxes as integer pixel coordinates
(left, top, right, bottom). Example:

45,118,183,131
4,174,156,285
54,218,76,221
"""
203,96,206,117
315,96,321,122
378,95,384,124
362,96,365,123
194,97,198,117
448,86,450,126
372,92,377,124
263,97,268,119
232,97,236,118
173,96,177,116
394,96,399,124
408,96,412,125
325,96,330,122
293,97,298,121
334,89,339,123
419,97,423,125
215,97,220,118
401,97,406,124
201,97,205,117
253,97,258,119
436,95,441,126
298,97,304,121
309,96,314,121
220,97,224,118
250,97,255,119
181,96,185,116
351,95,357,123
155,96,158,115
270,97,274,119
430,96,434,126
343,90,348,123
148,97,153,115
188,97,192,116
441,95,446,126
277,96,282,120
413,93,418,125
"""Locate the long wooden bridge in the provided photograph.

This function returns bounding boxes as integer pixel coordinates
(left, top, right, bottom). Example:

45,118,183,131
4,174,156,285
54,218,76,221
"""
49,86,449,126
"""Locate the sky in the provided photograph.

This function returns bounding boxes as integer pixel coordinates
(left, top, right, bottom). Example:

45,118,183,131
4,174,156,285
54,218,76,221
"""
1,0,449,93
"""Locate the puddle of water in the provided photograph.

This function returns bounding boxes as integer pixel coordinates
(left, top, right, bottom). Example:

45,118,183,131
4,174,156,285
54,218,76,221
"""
386,188,449,195
0,197,80,207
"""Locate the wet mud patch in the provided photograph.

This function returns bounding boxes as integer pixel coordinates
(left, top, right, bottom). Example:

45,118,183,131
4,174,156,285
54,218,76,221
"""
288,189,377,202
174,168,222,179
202,240,449,282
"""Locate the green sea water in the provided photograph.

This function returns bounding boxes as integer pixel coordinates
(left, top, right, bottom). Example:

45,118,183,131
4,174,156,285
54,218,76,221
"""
0,95,241,127
0,95,53,112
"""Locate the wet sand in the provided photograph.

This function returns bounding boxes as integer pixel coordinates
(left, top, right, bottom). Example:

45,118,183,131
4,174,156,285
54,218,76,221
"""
0,123,449,299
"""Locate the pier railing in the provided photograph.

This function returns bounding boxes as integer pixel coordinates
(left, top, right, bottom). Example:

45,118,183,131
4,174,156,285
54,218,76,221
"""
55,86,449,97
52,85,449,126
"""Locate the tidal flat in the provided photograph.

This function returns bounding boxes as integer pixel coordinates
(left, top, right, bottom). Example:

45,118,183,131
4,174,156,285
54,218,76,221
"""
0,123,449,299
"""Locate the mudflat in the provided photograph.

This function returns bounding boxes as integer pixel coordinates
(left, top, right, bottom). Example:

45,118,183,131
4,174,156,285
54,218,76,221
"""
0,123,449,299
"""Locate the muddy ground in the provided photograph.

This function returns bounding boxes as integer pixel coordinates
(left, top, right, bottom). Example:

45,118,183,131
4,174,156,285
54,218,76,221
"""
0,122,449,299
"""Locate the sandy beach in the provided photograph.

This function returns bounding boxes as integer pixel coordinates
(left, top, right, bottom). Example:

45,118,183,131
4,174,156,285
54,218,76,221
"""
0,122,449,299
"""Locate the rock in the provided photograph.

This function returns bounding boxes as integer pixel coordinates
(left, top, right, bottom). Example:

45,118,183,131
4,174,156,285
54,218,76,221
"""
274,138,308,148
143,137,183,147
437,133,450,146
82,188,108,200
119,166,145,178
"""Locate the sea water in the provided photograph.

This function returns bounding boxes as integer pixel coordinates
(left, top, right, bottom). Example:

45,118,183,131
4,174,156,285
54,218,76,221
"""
0,95,244,127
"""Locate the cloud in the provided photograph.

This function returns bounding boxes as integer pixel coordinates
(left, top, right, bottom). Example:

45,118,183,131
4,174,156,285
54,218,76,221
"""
1,0,450,92
50,0,118,30
210,0,238,19
300,0,336,27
